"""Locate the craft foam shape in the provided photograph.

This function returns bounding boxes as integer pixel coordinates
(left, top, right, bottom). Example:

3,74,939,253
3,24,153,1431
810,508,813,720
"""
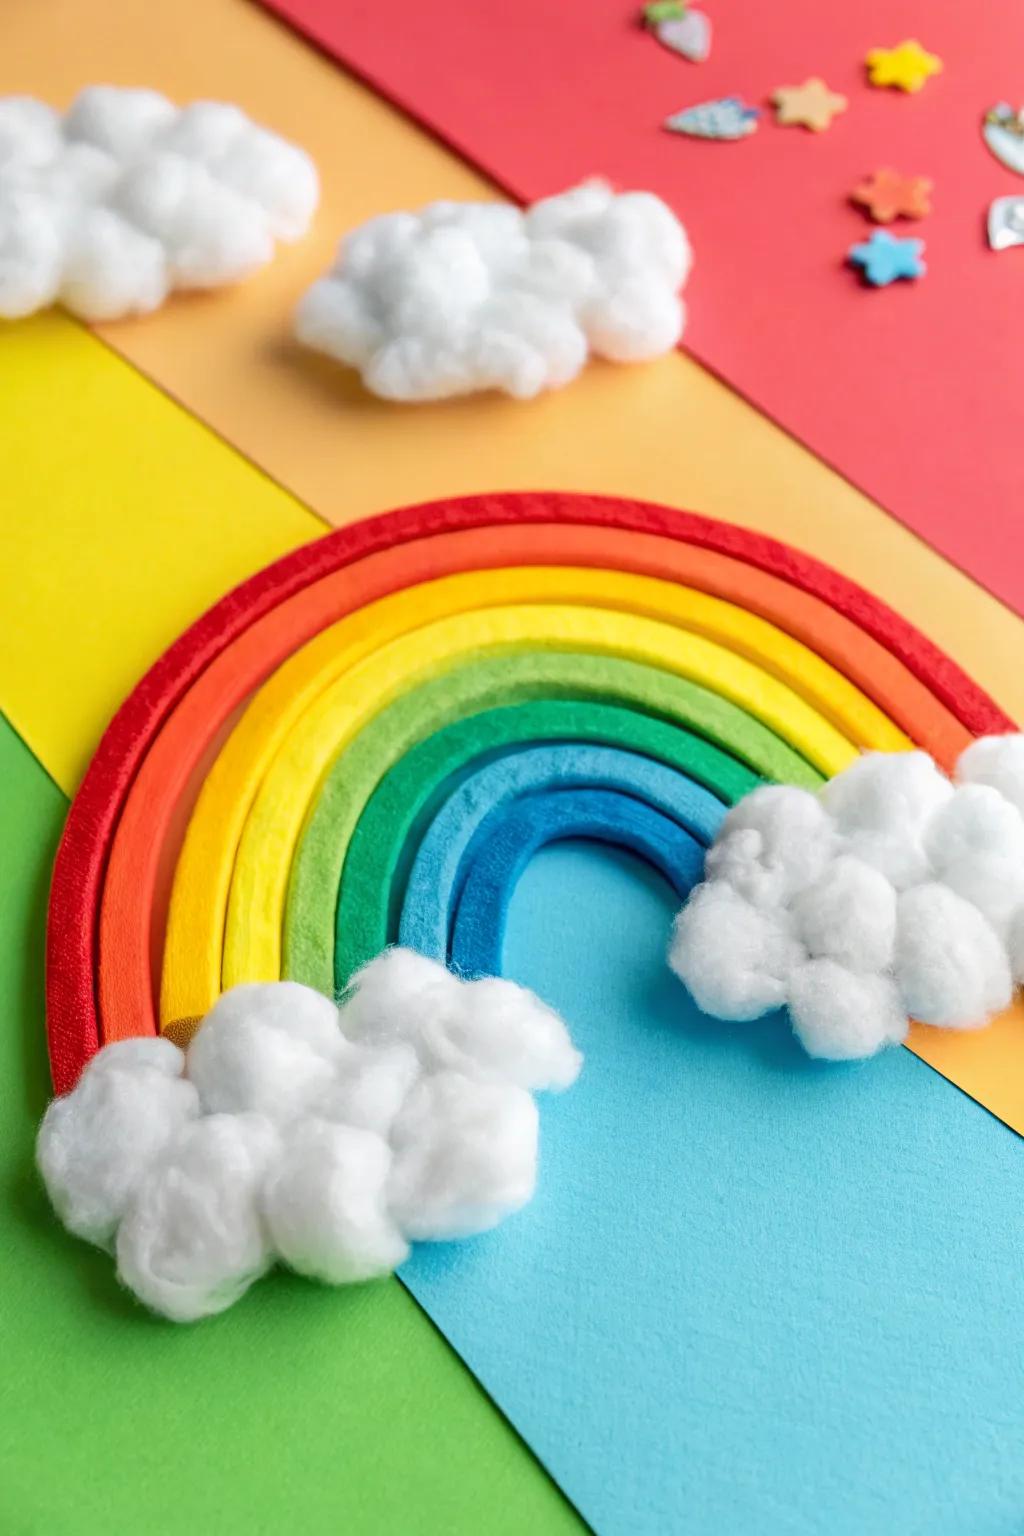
449,789,707,975
292,661,777,1001
325,691,758,992
187,597,858,1021
212,557,906,999
398,746,725,959
250,0,1024,624
98,522,973,1048
161,559,900,1025
983,105,1024,177
849,231,926,287
48,492,1010,1100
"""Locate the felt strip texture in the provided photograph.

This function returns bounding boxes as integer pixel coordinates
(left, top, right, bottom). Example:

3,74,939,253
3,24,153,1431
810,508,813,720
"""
398,745,725,961
166,594,859,1028
327,694,758,991
49,492,1006,1091
447,788,708,976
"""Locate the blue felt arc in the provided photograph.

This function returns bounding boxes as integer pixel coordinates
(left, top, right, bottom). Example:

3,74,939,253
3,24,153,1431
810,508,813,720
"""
399,744,724,962
446,787,707,977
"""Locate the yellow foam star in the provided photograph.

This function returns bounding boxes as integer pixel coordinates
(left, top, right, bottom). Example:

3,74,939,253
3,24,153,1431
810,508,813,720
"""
866,39,943,93
771,78,848,132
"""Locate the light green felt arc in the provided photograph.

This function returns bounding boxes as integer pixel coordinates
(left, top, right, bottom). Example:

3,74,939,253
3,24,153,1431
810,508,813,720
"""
282,649,821,996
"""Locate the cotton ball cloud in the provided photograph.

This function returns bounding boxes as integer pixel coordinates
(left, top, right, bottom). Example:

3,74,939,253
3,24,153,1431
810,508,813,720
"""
668,737,1024,1061
0,86,318,321
294,179,691,401
37,952,581,1321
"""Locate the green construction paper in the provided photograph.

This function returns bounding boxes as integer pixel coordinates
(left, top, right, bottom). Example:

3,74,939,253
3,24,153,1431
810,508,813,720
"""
284,649,817,994
0,713,584,1536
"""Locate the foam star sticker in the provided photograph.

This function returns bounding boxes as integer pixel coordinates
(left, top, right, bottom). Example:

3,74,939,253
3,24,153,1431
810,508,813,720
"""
848,230,926,286
771,78,847,132
851,168,932,223
866,40,942,93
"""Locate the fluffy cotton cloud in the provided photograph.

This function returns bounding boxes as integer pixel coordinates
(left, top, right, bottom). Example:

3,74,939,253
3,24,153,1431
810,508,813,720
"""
668,737,1024,1061
37,951,581,1321
0,87,318,321
294,179,691,401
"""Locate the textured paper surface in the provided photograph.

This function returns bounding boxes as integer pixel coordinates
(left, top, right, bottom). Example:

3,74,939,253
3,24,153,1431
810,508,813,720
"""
260,0,1024,618
406,840,1024,1535
0,714,583,1535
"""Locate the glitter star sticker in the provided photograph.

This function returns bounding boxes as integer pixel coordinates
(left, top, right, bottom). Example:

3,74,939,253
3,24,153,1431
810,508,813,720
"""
848,230,926,286
771,78,847,132
866,40,942,93
851,168,932,223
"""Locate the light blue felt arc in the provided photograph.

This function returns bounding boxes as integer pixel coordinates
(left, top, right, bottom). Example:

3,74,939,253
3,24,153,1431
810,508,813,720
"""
399,744,724,962
446,787,707,977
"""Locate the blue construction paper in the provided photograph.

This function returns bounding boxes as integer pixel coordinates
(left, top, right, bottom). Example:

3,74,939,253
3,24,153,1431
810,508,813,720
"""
448,787,706,975
401,841,1024,1535
400,743,724,959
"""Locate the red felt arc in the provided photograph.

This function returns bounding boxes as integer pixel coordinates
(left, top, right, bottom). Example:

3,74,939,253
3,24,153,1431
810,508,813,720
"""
46,492,1012,1095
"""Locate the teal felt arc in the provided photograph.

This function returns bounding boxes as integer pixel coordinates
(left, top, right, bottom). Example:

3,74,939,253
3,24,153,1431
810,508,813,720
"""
398,743,726,961
447,787,707,976
294,652,815,995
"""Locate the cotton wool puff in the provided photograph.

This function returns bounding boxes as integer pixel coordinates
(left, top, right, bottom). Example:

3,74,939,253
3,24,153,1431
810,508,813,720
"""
668,738,1024,1061
294,179,691,401
37,951,581,1321
0,86,318,321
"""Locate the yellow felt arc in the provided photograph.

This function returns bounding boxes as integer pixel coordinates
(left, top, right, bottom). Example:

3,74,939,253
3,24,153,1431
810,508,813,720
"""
219,609,866,1000
159,564,904,1026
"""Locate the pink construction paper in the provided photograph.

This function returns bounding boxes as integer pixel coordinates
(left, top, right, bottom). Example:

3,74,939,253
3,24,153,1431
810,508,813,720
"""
260,0,1024,615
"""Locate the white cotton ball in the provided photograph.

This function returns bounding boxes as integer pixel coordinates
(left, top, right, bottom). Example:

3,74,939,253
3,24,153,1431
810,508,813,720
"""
0,185,66,317
956,734,1024,818
925,782,1024,869
37,1037,198,1248
158,101,318,240
294,181,690,401
340,947,460,1051
388,1071,539,1241
705,785,835,906
788,961,908,1061
63,85,176,161
1,88,318,321
60,206,168,319
0,98,62,170
822,751,953,835
186,981,345,1122
263,1119,408,1284
821,753,953,886
340,949,581,1090
447,976,583,1091
1005,905,1024,985
894,883,1012,1028
668,881,805,1021
791,855,897,973
923,783,1024,938
318,1041,421,1137
116,1112,279,1322
113,152,274,286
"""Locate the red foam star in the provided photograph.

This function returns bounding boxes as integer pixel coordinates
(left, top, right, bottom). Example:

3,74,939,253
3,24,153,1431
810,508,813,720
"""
851,168,932,224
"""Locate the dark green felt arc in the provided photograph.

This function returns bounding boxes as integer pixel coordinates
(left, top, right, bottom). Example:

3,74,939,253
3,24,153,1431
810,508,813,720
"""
282,649,820,996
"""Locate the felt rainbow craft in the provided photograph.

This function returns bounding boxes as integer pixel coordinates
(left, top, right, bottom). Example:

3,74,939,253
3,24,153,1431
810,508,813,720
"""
45,492,1013,1098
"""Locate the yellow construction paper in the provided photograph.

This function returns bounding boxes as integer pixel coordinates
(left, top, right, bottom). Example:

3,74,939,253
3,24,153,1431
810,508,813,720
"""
0,316,321,794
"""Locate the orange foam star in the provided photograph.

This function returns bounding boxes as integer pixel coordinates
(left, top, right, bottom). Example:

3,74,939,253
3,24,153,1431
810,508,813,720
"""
851,168,932,224
865,40,942,93
771,78,847,133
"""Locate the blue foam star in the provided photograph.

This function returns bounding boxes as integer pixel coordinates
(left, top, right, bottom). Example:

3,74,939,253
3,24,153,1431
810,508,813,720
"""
848,230,926,286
